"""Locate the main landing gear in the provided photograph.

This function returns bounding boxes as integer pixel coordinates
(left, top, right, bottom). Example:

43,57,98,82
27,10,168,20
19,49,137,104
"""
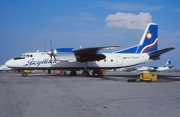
82,70,90,77
69,70,89,77
21,69,104,77
70,70,102,77
92,69,104,77
82,70,104,77
81,62,90,77
70,71,77,76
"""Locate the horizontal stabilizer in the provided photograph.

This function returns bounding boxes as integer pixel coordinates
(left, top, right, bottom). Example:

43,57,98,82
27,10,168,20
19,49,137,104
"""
149,47,175,60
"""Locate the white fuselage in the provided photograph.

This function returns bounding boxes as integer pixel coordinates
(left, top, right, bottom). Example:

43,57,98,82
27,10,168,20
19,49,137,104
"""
5,52,150,70
155,67,170,71
137,66,154,71
137,66,171,72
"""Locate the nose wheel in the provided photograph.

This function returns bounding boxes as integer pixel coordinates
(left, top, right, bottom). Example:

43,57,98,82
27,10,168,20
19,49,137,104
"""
22,72,27,77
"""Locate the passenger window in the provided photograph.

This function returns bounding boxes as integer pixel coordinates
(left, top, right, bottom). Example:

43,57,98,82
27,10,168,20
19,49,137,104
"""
111,59,113,62
104,59,106,62
30,55,33,57
26,54,29,58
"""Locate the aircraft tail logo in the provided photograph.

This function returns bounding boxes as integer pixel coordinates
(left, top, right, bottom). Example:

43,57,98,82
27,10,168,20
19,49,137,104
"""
165,59,171,67
115,23,158,53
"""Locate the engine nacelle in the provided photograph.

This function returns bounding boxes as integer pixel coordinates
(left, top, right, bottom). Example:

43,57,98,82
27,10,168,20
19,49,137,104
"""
55,53,77,62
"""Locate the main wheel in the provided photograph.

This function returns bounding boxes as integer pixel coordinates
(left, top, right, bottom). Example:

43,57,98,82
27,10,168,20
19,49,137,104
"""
98,70,103,77
70,71,77,76
82,71,89,77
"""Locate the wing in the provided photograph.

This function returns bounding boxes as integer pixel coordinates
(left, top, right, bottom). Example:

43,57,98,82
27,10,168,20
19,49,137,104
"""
73,46,120,53
73,46,120,62
149,47,175,60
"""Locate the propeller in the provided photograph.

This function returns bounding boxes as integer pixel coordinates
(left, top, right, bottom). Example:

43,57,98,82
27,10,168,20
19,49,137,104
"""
47,40,57,63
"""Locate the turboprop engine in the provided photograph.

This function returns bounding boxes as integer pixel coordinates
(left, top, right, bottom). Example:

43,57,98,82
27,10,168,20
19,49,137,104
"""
55,53,77,62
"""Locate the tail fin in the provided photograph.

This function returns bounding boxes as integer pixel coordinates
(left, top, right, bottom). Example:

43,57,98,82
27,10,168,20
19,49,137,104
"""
165,59,171,67
115,23,158,53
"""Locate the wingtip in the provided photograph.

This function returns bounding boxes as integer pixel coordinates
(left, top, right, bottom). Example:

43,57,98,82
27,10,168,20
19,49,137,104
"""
168,47,175,50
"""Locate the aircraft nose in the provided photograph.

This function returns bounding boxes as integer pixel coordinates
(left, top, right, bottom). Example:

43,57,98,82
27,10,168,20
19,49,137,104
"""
5,59,14,67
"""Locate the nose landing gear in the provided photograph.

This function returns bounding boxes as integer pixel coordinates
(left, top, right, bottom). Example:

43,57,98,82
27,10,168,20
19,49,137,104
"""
22,72,27,77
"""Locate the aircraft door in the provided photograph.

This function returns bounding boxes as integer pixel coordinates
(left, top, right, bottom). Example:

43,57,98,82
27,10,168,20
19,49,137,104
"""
117,56,123,66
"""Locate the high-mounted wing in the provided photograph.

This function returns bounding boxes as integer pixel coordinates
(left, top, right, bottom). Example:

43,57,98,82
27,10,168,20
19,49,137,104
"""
73,46,120,62
53,46,120,62
73,46,120,54
149,47,175,60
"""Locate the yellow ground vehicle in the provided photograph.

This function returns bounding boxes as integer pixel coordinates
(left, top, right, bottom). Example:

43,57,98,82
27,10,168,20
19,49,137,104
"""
140,71,157,82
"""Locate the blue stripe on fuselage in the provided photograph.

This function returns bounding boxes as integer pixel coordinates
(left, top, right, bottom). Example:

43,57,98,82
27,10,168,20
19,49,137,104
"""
56,48,74,52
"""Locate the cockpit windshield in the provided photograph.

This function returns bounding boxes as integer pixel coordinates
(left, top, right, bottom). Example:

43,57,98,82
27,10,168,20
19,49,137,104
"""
14,54,33,60
20,54,25,57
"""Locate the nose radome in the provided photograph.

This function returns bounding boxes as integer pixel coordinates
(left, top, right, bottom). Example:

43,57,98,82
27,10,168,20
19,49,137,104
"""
5,59,13,67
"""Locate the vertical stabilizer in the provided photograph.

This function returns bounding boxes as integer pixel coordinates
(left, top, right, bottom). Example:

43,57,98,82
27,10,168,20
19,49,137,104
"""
138,23,158,53
165,59,171,66
115,23,158,53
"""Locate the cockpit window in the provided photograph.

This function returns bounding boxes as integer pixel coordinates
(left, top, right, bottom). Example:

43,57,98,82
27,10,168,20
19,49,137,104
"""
14,53,33,60
20,54,25,57
14,56,25,60
14,54,25,60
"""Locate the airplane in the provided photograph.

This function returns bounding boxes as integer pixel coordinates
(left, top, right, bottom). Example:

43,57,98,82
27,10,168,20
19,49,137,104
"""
5,23,175,77
137,59,173,72
152,59,174,71
137,66,154,71
0,65,14,72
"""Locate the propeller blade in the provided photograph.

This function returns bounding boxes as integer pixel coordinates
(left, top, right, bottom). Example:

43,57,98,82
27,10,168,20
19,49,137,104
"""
47,39,57,63
50,39,52,50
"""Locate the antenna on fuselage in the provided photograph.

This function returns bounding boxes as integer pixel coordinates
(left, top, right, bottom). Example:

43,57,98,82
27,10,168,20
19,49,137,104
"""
50,39,52,50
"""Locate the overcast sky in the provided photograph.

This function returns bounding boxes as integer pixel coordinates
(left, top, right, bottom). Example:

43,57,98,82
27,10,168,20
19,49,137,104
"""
0,0,180,69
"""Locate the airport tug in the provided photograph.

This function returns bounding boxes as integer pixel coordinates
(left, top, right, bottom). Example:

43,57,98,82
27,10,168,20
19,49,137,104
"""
139,71,157,82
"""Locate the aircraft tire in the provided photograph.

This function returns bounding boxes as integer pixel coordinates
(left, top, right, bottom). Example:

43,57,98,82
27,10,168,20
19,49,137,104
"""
82,71,89,77
22,72,27,77
70,71,77,76
92,70,103,77
98,73,103,77
98,70,103,77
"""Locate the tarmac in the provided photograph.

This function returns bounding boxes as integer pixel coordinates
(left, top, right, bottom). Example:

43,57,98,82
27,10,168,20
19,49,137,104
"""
0,71,180,117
